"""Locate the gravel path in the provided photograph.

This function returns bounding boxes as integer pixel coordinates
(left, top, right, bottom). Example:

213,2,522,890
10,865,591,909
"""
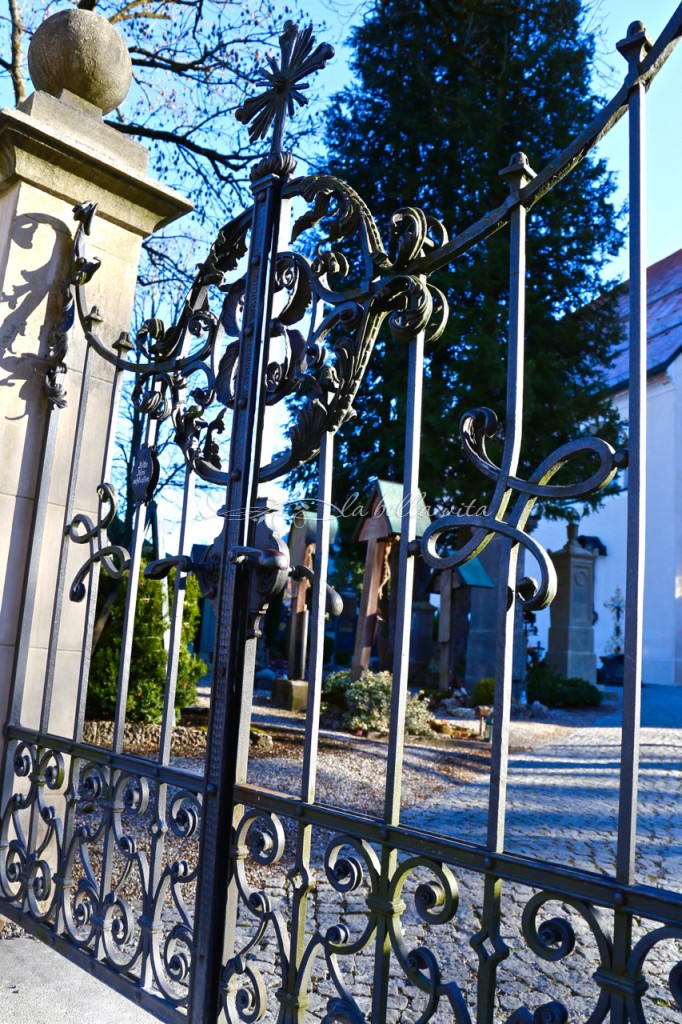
399,723,682,1022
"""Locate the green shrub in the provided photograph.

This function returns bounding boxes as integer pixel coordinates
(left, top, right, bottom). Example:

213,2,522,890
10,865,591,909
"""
526,662,602,708
323,670,433,736
87,564,205,724
323,669,353,710
471,677,495,706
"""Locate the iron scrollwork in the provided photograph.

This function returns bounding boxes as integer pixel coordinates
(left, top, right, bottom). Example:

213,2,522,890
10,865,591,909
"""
44,202,100,408
421,412,625,611
508,890,613,1023
10,7,682,1024
627,926,682,1018
0,742,64,918
67,482,130,602
223,815,482,1024
61,165,621,620
0,739,202,1007
63,173,453,503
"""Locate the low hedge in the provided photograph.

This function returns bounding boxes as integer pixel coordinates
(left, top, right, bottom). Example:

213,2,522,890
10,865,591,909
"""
526,662,602,708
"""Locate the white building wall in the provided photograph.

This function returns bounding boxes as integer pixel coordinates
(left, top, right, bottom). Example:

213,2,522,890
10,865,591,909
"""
534,367,678,684
672,356,682,685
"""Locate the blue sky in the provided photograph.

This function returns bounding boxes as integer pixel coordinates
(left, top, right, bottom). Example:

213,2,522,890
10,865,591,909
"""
595,0,682,277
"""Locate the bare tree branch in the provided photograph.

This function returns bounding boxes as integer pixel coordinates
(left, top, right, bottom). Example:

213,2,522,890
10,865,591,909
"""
7,0,25,103
105,119,253,178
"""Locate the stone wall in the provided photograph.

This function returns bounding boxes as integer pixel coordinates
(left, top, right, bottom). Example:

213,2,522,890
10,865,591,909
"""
0,8,191,767
82,720,208,755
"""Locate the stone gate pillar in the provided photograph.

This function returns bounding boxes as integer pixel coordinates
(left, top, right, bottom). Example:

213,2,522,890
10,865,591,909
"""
0,9,191,762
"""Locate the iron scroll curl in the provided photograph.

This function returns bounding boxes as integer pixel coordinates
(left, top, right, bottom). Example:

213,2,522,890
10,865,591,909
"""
66,482,130,602
421,409,622,610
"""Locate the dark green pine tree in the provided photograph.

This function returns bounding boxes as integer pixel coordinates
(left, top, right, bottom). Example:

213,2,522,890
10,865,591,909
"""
320,0,623,519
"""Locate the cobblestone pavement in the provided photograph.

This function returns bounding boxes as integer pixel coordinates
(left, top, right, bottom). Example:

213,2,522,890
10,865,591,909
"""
236,692,682,1023
1,689,681,1022
396,722,682,1022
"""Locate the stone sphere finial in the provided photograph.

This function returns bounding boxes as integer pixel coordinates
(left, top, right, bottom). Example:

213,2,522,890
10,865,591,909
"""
27,8,132,114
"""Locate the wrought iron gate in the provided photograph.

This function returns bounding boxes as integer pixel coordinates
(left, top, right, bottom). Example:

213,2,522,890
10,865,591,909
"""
2,11,682,1023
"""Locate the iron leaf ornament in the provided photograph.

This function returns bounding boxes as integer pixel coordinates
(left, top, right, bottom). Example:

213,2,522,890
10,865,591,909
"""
44,202,100,408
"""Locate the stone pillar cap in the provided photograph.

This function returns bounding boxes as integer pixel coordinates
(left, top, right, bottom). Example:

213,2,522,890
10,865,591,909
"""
27,7,132,115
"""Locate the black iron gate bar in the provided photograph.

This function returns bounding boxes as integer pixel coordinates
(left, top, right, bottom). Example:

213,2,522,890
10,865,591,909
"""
0,9,681,1024
612,27,649,1024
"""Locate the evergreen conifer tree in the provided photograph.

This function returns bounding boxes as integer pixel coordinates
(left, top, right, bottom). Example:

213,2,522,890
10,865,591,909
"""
321,0,623,518
87,566,205,724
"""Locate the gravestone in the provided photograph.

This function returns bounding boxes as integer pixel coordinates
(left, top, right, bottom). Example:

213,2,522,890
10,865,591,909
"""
546,523,598,683
438,557,493,692
271,510,339,711
333,586,358,664
351,480,431,680
464,542,527,690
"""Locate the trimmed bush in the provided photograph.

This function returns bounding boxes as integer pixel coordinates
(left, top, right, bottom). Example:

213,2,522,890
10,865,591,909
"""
526,662,602,708
87,564,205,724
471,677,495,706
322,669,434,736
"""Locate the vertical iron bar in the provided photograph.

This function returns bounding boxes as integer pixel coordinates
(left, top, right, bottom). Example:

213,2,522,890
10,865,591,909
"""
93,409,159,961
384,329,425,823
477,155,530,1024
0,402,59,916
158,470,196,765
72,352,128,743
616,91,646,884
302,431,334,802
56,353,128,937
487,167,528,847
612,25,649,1020
1,406,58,735
31,337,93,934
188,169,283,1024
142,468,195,991
371,326,425,1024
111,415,160,753
284,431,334,1022
39,345,94,733
616,54,647,892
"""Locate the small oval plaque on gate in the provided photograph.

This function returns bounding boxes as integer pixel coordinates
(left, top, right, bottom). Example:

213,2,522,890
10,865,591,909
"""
131,444,159,506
